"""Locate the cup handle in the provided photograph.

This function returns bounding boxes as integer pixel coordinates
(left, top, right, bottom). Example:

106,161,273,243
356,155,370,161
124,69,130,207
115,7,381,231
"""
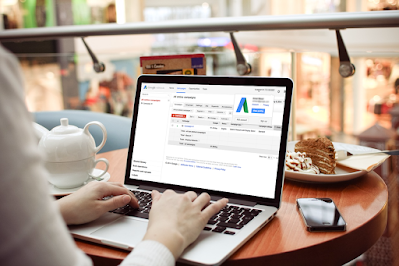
90,158,109,181
84,121,108,153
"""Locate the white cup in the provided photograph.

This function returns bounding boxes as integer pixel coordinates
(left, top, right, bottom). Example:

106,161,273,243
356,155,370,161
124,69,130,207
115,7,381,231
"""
46,156,109,189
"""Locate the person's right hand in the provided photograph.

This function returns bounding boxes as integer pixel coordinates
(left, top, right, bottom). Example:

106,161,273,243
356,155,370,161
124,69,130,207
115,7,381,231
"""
143,190,228,259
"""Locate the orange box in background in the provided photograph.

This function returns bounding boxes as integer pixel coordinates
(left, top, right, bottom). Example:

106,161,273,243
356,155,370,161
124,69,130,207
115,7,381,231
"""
140,54,206,75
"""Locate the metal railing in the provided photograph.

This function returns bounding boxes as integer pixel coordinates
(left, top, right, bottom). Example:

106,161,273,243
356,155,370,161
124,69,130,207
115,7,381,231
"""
0,11,398,42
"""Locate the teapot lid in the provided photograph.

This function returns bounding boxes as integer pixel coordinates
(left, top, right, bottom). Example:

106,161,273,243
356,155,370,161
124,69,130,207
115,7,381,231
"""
52,118,80,134
38,118,97,162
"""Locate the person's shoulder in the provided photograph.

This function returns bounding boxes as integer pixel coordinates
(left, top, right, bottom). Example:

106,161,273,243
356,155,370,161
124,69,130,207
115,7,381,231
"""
0,45,18,65
0,44,10,56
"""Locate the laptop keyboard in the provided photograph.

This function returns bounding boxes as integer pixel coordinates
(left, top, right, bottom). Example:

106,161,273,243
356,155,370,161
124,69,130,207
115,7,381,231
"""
109,191,152,219
109,190,263,235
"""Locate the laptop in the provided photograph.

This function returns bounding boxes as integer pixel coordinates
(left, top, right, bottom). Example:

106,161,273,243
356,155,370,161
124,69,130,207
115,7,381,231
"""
69,75,293,265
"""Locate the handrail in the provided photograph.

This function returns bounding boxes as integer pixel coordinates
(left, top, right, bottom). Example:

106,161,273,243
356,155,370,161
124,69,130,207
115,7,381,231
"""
0,11,398,42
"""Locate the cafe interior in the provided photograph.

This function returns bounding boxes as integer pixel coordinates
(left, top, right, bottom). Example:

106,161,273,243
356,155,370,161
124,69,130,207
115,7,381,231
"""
0,0,399,265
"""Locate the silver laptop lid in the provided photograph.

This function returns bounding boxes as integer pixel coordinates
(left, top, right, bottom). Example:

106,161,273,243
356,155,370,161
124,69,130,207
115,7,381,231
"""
124,75,293,209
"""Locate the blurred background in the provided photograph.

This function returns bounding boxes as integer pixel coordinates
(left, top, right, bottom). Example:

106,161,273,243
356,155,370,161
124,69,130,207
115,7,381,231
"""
0,0,398,144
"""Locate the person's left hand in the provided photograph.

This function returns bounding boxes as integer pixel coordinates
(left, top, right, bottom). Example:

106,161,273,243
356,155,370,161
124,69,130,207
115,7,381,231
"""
57,182,139,225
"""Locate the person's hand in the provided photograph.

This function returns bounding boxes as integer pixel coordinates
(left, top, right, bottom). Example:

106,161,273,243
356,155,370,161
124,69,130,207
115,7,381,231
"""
143,190,228,259
57,182,139,225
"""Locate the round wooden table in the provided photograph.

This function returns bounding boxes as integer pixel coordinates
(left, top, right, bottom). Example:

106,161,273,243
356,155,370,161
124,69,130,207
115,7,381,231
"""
75,149,388,266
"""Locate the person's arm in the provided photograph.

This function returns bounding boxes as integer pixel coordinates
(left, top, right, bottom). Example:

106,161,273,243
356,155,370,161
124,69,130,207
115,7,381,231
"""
0,46,92,266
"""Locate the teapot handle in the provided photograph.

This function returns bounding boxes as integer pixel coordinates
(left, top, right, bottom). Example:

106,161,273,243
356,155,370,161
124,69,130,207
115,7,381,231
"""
83,121,107,153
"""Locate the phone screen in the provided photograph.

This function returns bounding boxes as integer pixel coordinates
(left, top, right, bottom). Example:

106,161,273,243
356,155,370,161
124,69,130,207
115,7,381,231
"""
296,198,346,232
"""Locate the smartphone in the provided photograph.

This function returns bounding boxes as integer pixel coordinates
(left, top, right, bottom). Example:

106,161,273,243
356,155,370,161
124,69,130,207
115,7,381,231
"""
296,198,346,232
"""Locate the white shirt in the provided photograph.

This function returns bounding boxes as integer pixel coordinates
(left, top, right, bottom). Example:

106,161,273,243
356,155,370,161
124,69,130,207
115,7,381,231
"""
0,45,174,266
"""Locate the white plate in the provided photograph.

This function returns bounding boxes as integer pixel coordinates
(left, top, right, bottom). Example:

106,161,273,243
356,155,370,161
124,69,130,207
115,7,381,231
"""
284,141,378,183
49,169,111,196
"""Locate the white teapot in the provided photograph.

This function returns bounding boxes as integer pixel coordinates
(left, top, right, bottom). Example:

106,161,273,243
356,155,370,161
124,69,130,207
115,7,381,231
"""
34,118,109,188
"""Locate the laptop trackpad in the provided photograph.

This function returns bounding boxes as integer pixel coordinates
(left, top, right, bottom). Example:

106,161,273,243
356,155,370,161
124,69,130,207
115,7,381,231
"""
91,217,148,248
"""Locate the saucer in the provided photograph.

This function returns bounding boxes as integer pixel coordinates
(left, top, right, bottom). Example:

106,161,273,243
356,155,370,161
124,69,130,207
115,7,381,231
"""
285,141,380,183
49,169,111,196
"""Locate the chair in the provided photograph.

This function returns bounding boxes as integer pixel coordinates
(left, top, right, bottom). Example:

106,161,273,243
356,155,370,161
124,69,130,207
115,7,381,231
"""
33,110,132,154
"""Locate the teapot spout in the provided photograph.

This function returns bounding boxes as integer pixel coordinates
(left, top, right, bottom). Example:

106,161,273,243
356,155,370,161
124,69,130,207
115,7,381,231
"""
33,122,49,143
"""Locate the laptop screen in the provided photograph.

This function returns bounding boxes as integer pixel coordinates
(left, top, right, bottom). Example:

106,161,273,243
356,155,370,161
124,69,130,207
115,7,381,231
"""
125,75,292,207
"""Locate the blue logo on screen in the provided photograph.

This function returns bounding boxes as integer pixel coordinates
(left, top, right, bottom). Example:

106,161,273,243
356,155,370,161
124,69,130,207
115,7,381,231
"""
236,98,248,113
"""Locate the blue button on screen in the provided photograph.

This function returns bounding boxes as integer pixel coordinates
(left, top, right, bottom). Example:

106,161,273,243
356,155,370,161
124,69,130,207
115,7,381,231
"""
251,108,265,114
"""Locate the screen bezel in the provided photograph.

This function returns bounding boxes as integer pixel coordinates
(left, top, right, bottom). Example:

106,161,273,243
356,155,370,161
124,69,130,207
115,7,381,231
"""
124,74,293,209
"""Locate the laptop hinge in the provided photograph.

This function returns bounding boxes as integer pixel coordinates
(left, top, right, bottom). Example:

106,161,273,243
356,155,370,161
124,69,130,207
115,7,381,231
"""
138,185,257,207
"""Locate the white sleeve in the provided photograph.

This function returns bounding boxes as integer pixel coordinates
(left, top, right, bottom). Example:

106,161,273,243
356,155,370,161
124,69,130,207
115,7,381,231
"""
0,45,92,266
120,240,175,266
